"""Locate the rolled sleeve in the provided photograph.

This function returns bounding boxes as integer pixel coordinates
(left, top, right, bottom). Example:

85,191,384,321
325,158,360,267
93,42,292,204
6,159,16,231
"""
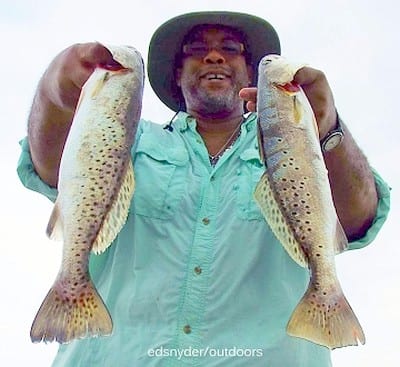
348,167,391,250
17,137,58,202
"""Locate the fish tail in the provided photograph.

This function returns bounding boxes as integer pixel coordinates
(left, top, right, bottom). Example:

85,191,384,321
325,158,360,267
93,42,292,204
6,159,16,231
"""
286,281,365,349
30,278,112,344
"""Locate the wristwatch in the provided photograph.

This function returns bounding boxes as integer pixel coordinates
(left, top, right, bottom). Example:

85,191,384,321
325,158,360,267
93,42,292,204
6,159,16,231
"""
320,114,345,153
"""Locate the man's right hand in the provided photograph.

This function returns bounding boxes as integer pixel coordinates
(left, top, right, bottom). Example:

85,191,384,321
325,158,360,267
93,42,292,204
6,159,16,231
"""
43,42,117,111
28,42,117,187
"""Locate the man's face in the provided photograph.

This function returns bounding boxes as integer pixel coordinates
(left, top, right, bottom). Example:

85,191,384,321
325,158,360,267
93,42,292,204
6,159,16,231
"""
175,26,253,116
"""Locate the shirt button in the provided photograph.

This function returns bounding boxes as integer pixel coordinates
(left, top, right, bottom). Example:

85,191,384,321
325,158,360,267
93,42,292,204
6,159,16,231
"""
183,324,192,334
202,217,210,225
194,266,202,275
210,175,215,181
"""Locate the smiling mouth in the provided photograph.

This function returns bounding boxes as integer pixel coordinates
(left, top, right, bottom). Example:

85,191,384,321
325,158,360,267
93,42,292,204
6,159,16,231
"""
200,71,231,81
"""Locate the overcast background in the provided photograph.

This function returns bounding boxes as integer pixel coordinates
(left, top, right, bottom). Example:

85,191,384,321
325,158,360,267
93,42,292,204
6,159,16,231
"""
1,0,398,366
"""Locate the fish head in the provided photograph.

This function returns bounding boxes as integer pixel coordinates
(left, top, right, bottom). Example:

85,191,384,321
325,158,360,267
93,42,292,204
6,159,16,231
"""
102,44,144,73
259,54,307,88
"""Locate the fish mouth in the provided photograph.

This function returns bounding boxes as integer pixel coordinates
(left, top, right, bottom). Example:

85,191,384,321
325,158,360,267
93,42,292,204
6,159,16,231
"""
276,82,301,94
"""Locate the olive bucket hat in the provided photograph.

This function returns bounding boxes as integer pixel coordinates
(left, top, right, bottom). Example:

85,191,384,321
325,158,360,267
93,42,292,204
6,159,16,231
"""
147,11,281,112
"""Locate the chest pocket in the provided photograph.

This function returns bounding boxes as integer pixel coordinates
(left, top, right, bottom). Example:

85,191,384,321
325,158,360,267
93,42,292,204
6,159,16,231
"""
132,133,189,219
236,146,265,221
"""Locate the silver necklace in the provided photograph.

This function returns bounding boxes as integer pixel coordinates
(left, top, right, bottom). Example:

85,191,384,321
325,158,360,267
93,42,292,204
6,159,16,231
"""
208,121,242,167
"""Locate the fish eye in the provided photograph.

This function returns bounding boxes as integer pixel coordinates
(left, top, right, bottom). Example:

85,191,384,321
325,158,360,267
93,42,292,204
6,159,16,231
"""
262,58,273,65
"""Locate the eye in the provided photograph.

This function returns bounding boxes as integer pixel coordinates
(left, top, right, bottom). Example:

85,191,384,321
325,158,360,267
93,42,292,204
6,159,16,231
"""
187,42,207,54
221,41,242,55
192,45,207,51
262,57,273,65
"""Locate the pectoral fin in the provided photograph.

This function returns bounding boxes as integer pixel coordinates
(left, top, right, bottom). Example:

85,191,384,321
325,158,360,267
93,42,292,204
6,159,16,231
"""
46,201,63,241
91,159,135,254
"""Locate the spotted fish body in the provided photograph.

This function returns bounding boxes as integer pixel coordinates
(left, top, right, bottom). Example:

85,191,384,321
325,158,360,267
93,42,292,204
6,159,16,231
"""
30,45,144,344
254,54,365,349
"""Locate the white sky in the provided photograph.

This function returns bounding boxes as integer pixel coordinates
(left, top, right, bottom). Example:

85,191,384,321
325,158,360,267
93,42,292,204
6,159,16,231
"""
1,0,399,366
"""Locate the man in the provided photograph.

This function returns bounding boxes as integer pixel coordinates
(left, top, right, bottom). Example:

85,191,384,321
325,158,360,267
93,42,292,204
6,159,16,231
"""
18,11,390,367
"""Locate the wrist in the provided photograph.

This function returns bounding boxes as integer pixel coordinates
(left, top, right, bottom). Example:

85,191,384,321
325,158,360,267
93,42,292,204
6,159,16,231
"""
320,112,345,153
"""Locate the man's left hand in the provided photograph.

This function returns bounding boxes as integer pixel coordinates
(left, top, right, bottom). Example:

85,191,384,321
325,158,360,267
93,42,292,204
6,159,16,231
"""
239,66,337,139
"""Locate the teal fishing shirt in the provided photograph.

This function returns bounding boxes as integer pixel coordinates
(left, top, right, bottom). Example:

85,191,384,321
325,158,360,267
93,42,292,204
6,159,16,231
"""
17,112,390,367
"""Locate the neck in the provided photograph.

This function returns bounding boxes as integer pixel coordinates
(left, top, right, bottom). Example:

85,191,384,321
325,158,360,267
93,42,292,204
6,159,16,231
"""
187,107,245,135
186,108,245,159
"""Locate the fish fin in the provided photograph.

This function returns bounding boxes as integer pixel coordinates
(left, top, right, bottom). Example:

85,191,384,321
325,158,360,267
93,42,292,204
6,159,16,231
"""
75,69,109,113
92,159,135,255
30,277,112,343
90,71,110,99
293,96,301,124
46,202,63,241
254,172,308,268
286,280,365,349
256,117,266,164
335,220,349,254
75,82,87,112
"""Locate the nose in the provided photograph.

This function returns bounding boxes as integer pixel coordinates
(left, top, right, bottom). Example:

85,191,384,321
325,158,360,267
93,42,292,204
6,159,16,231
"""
203,48,226,64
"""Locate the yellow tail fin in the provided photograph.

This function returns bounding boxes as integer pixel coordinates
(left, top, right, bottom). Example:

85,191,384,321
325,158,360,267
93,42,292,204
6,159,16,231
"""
286,283,365,349
30,278,112,343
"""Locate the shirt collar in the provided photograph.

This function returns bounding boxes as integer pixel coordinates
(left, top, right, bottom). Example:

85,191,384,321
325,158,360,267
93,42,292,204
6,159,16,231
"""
171,111,257,133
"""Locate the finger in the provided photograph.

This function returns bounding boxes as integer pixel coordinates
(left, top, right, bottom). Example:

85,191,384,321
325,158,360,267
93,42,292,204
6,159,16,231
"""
293,67,315,85
293,66,320,86
73,43,119,87
239,87,257,101
79,42,115,69
246,100,257,112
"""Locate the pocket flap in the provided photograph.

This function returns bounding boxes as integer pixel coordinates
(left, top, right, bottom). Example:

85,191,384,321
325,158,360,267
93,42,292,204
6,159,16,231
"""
240,145,263,165
135,133,189,166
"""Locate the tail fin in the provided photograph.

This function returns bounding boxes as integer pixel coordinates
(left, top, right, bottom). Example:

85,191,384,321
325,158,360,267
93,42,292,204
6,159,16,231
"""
286,284,365,349
30,279,112,344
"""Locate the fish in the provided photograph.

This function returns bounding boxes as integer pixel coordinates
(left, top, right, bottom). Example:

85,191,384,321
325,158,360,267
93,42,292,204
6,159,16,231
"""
254,54,365,349
30,44,144,344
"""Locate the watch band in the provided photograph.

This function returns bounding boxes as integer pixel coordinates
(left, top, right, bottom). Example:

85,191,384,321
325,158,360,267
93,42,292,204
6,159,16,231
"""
320,113,345,153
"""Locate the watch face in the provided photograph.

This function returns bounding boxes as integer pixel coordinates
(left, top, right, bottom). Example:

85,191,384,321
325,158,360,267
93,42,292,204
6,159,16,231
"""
323,132,343,152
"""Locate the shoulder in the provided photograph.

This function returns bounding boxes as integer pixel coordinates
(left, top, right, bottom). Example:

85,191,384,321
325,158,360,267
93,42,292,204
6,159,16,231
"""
133,119,171,152
133,118,188,162
137,118,178,140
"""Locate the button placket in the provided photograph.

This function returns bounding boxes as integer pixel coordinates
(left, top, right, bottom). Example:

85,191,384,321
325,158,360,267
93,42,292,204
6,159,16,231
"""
174,176,218,351
202,217,210,225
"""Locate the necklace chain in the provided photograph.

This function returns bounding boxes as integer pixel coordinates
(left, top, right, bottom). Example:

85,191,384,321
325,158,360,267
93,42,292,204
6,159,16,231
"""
208,120,243,166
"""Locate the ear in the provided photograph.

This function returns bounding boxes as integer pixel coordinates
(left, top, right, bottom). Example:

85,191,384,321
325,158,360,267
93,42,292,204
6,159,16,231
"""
246,65,254,86
175,68,182,87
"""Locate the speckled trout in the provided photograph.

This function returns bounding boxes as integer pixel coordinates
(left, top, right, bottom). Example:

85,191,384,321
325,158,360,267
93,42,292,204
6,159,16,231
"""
254,54,365,349
30,45,144,344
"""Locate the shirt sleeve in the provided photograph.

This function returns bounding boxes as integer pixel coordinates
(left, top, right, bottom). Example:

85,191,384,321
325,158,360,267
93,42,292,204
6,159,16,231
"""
17,137,58,202
348,167,391,250
16,120,146,203
16,118,145,279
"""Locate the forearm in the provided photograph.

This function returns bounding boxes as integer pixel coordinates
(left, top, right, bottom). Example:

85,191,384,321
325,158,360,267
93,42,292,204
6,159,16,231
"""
26,43,116,188
28,81,74,188
324,122,378,241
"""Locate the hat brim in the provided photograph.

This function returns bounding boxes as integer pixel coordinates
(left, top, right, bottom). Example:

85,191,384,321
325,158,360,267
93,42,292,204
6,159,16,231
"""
148,11,281,112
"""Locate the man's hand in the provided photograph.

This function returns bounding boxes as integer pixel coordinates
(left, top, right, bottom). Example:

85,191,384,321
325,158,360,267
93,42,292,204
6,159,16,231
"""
29,42,120,187
239,67,337,139
240,65,379,241
43,42,119,112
